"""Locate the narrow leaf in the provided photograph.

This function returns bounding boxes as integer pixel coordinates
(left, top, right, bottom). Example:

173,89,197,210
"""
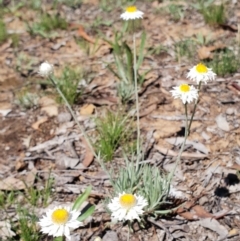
53,237,63,241
77,205,95,222
123,42,134,83
137,31,146,70
114,54,128,83
72,186,92,211
106,64,120,79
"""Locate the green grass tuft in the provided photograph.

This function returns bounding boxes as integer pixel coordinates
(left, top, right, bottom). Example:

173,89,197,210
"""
95,111,133,162
15,90,39,110
0,19,8,44
28,13,68,38
206,49,239,76
201,4,226,25
174,38,196,62
56,66,84,105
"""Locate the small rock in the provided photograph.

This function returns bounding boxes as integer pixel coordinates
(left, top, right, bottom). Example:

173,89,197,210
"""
201,131,210,140
57,112,72,123
102,231,118,241
206,125,217,133
50,129,55,135
25,152,31,157
199,196,208,206
39,96,58,117
226,107,235,115
215,114,230,132
93,237,102,241
80,104,95,116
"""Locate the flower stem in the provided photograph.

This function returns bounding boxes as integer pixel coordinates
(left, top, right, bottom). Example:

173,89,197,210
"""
49,76,97,158
47,76,116,185
127,221,131,241
187,81,201,135
53,236,64,241
168,104,189,184
133,32,141,169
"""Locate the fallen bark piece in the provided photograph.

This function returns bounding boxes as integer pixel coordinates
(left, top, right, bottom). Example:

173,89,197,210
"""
102,231,118,241
155,144,207,159
31,116,48,130
0,220,16,240
198,218,228,240
80,104,95,116
29,133,78,152
39,96,58,117
81,137,94,167
215,114,230,132
78,25,95,44
166,137,209,154
0,169,36,190
56,153,80,169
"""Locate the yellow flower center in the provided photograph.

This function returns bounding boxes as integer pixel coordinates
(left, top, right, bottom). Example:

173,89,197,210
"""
196,63,208,73
51,209,69,225
119,194,137,209
180,84,190,93
126,6,137,13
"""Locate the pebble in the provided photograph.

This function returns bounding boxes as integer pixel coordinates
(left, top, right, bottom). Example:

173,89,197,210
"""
94,237,102,241
57,112,72,123
201,131,210,141
102,231,118,241
226,107,235,115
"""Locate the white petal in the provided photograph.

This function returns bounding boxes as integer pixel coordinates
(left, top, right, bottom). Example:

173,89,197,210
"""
120,10,144,20
108,193,147,222
38,205,82,239
63,226,71,240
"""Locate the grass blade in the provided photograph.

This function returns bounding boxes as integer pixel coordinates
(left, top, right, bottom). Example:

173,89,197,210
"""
72,186,92,211
77,205,95,222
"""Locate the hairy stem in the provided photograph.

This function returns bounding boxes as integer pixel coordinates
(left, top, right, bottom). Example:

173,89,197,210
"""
188,81,201,135
49,76,96,158
168,103,189,185
133,32,141,169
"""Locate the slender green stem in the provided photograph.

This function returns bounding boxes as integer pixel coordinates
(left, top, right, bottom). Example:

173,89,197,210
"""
47,76,114,183
53,236,64,241
133,32,140,169
168,104,189,183
184,103,189,132
49,76,97,158
127,221,131,241
187,81,202,135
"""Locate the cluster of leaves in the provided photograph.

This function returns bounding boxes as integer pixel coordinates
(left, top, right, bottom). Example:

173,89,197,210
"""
15,90,39,110
27,13,68,38
95,111,134,162
154,3,185,21
193,0,225,25
106,31,149,103
55,66,84,105
0,180,94,241
206,49,240,76
0,174,54,241
174,38,196,62
0,19,8,44
110,157,172,217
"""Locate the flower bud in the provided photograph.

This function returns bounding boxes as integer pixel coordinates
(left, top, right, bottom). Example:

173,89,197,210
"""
39,61,54,77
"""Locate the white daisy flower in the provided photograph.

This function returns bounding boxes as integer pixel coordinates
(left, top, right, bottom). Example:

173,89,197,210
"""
187,63,216,84
108,192,148,222
120,6,144,21
39,61,54,77
38,206,82,240
170,84,198,104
